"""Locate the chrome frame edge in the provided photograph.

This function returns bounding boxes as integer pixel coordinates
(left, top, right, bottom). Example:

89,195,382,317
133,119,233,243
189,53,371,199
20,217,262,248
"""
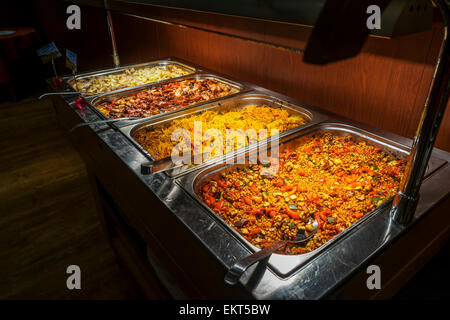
391,0,450,225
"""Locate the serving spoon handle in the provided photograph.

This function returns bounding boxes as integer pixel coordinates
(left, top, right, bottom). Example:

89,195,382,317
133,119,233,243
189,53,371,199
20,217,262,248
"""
224,240,287,286
224,232,315,286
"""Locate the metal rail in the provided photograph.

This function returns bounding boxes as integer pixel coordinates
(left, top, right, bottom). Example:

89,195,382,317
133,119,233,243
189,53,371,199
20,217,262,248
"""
118,13,305,55
104,0,120,67
391,0,450,225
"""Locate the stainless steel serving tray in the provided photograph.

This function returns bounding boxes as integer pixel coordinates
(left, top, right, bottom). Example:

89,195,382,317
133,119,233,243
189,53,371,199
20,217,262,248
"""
119,92,328,178
176,122,447,277
87,73,248,126
63,59,197,97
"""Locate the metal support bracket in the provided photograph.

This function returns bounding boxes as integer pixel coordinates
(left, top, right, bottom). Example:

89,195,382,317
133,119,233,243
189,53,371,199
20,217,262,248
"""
390,0,449,225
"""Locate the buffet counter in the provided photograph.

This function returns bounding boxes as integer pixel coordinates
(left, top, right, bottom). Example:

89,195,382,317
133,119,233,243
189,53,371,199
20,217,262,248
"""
49,58,450,299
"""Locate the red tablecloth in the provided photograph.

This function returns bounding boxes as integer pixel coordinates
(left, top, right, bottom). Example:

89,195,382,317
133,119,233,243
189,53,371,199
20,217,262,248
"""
0,27,41,97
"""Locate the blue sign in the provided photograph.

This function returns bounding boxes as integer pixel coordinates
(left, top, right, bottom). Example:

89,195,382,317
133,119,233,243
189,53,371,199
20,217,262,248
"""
66,49,77,72
37,42,61,64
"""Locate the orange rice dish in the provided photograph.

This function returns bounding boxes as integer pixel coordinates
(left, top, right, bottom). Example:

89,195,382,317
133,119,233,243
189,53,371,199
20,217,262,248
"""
198,133,405,255
132,105,308,161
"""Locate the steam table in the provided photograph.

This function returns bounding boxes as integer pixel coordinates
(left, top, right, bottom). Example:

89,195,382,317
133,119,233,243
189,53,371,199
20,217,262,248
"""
49,66,450,299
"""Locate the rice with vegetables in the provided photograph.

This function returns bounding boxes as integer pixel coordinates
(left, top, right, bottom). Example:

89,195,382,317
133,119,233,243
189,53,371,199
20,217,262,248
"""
198,133,405,255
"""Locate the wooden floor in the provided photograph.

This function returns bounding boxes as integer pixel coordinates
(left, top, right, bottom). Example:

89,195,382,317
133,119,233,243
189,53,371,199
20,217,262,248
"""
0,94,448,299
0,95,144,299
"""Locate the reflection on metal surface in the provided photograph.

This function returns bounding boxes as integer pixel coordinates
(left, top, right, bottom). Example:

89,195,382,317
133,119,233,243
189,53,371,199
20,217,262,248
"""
381,213,403,245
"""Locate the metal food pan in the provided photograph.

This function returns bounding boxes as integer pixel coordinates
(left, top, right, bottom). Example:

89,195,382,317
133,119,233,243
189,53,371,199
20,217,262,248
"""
119,92,328,178
63,59,197,97
88,73,248,125
176,122,447,277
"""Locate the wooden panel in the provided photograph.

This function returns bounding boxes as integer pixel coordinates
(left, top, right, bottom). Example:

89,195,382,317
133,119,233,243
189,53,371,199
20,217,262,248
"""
110,9,449,151
30,1,450,151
